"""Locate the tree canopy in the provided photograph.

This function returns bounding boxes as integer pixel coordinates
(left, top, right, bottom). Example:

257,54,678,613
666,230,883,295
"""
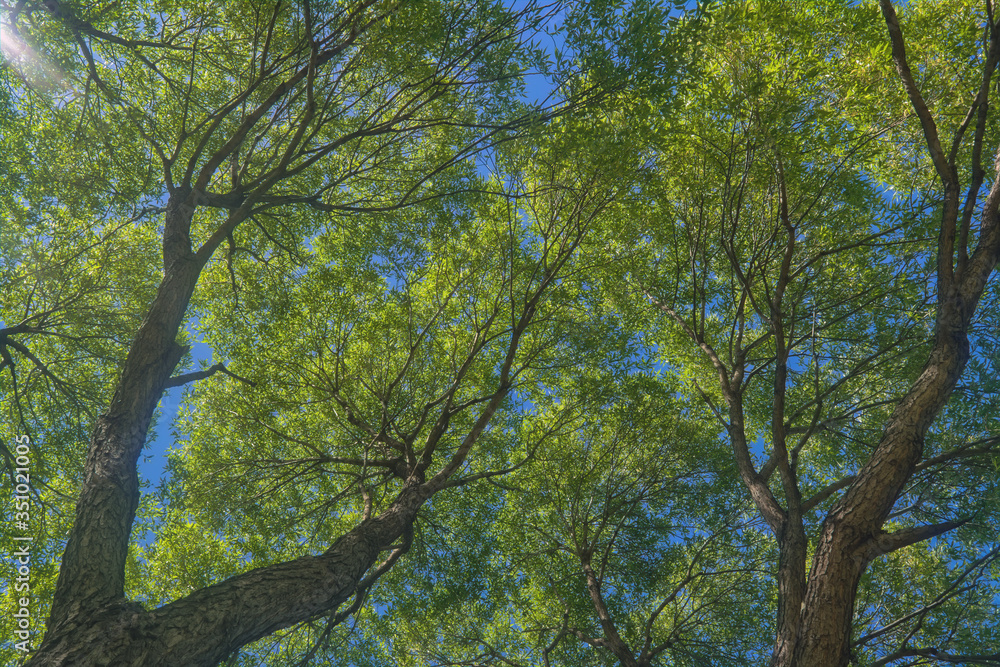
1,1,1000,666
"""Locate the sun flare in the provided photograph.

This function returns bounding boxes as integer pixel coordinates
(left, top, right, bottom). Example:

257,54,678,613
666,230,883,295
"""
0,21,26,59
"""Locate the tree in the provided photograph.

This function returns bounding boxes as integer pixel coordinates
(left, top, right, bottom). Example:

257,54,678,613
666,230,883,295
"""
288,3,1000,666
0,0,663,664
3,1,1000,667
633,2,1000,664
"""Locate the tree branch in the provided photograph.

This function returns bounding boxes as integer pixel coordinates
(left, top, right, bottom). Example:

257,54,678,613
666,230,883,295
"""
164,363,256,389
857,520,966,563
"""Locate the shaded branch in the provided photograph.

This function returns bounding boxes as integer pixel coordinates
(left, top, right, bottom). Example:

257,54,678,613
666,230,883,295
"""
871,648,1000,667
164,363,256,389
857,520,966,563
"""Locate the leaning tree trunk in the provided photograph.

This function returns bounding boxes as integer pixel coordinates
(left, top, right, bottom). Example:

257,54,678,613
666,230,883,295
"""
781,4,1000,664
792,308,976,666
29,482,429,667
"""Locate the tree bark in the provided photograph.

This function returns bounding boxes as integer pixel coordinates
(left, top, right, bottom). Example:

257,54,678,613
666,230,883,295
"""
790,326,971,666
768,5,1000,664
770,520,807,667
27,482,430,667
45,190,205,631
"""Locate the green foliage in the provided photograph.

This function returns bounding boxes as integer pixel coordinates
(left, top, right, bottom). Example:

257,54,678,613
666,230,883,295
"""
3,1,1000,666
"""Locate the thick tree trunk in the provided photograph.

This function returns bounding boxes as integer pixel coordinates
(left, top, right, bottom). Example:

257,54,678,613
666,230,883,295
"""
45,192,206,632
25,482,429,667
27,171,541,664
783,236,1000,667
790,321,972,667
47,268,197,627
773,6,1000,664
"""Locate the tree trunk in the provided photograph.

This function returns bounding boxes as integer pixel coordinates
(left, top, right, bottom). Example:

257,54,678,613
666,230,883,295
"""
783,267,1000,667
774,5,1000,664
45,191,206,631
770,520,807,667
25,482,429,667
789,322,971,666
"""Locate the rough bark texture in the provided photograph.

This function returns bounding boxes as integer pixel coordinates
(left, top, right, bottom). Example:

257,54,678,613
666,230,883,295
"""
789,319,976,664
779,5,1000,664
770,519,807,666
743,5,1000,664
27,483,429,667
44,192,203,629
25,164,567,663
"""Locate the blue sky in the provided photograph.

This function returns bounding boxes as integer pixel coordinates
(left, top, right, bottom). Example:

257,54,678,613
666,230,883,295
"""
141,339,213,484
